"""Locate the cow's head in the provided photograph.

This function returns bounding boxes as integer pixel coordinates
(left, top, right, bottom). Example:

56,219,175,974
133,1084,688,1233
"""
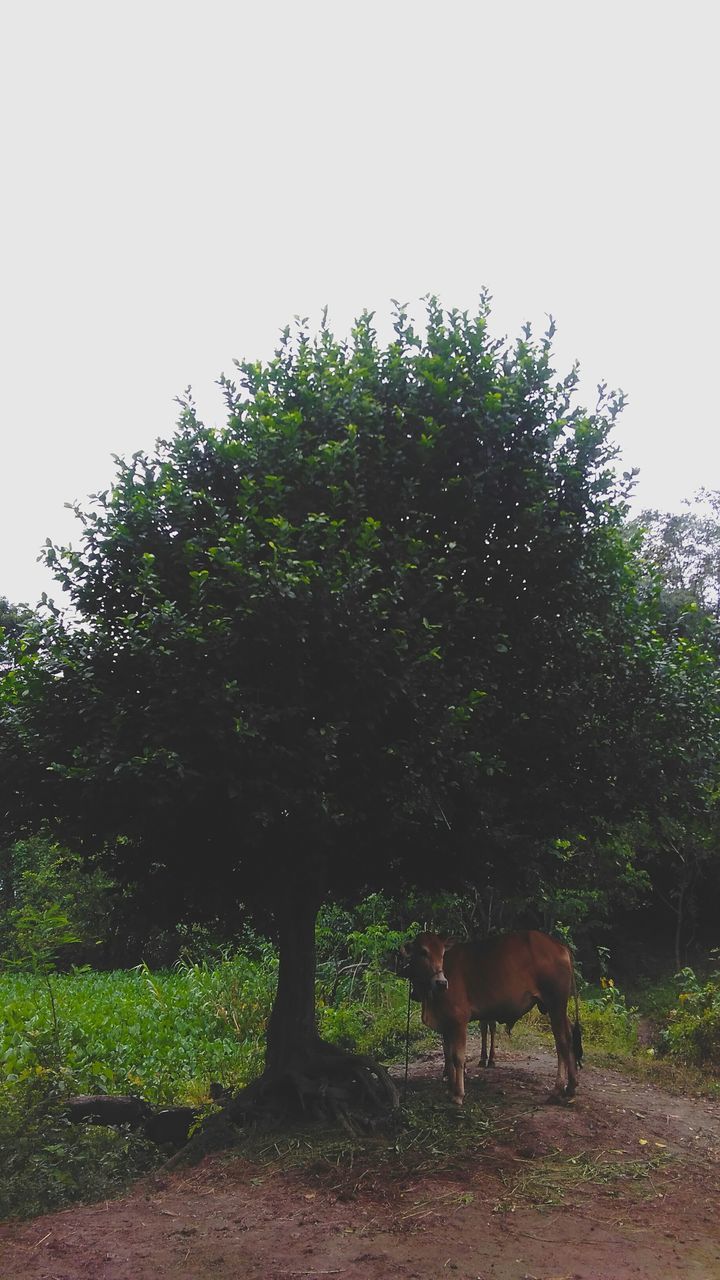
398,931,453,1000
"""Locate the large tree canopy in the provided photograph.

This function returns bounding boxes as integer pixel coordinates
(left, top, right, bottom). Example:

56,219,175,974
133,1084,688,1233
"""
2,299,716,1099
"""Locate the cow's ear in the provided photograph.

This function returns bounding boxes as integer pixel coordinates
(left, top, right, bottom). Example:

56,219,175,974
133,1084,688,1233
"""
441,935,459,951
398,943,410,959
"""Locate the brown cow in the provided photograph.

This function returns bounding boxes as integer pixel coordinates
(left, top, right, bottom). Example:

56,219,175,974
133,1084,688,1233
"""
400,930,582,1103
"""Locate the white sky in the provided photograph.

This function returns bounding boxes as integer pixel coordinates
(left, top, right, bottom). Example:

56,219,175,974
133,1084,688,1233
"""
1,0,717,607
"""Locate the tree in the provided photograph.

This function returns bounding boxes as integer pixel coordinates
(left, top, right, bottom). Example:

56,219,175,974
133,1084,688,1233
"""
630,490,720,636
2,299,714,1115
1,597,42,918
627,494,720,960
0,596,36,670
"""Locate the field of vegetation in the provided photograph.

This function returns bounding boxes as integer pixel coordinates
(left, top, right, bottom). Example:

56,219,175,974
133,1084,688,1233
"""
2,894,718,1222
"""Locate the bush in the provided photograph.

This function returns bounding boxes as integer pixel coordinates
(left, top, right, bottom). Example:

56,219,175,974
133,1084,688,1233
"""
314,894,433,1059
0,1076,160,1220
577,981,640,1056
0,836,114,966
659,965,720,1067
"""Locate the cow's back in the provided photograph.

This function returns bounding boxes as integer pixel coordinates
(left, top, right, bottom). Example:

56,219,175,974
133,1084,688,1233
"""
443,931,573,1026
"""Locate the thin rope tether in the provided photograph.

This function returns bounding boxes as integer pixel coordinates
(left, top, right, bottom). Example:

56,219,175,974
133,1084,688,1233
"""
402,979,412,1105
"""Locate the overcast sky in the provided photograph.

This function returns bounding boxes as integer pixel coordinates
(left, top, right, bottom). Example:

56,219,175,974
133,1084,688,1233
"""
1,1,717,607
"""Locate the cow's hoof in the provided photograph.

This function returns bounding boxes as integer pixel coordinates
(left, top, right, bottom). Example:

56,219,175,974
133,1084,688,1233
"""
546,1090,576,1106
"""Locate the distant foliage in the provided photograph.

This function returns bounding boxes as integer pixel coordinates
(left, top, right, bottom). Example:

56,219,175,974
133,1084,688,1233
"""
315,894,433,1059
631,489,720,629
0,836,113,965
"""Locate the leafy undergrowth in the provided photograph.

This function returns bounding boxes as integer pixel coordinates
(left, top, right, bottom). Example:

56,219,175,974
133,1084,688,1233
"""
0,1077,161,1221
0,954,277,1106
658,964,720,1068
0,942,429,1220
621,965,720,1097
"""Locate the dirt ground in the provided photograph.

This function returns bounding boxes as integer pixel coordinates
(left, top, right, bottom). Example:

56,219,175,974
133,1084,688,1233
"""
2,1044,720,1280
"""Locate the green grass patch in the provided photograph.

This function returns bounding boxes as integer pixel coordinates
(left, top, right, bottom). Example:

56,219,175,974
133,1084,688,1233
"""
495,988,640,1061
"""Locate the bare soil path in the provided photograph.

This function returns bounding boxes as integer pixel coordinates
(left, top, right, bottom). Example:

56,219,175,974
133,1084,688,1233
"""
2,1045,720,1280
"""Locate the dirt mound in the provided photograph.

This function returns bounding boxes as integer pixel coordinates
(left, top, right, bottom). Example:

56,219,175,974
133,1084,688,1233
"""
2,1047,720,1280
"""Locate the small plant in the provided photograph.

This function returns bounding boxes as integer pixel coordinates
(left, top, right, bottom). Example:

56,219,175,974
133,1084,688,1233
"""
659,962,720,1067
579,975,639,1056
6,902,82,1072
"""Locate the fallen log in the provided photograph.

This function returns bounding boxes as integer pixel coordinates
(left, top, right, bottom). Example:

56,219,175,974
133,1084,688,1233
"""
65,1094,200,1147
67,1095,152,1127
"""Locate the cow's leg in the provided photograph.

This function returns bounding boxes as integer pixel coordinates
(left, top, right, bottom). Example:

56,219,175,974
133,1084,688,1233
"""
548,1003,577,1098
479,1020,496,1067
486,1020,497,1068
448,1024,467,1105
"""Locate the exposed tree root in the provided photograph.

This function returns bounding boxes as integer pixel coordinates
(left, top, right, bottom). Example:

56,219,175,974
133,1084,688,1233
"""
167,1044,399,1168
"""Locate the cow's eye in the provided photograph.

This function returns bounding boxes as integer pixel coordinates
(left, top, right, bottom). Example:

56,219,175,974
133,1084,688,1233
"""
419,946,430,958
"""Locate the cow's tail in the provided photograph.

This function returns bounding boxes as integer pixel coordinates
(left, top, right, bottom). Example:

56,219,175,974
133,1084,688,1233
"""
570,964,584,1069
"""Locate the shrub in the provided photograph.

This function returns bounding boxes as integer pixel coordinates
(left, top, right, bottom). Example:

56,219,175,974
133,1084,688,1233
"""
0,1077,159,1220
659,965,720,1067
578,982,640,1057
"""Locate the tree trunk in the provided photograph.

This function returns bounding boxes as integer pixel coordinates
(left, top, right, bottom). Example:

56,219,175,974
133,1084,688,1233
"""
259,880,399,1117
0,843,15,915
169,881,399,1162
674,880,685,972
264,887,322,1077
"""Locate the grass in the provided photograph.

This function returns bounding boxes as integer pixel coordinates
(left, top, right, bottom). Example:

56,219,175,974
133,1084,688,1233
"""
494,991,639,1060
0,950,432,1220
240,1089,508,1177
608,1048,720,1099
496,1148,670,1214
200,1082,672,1224
0,954,279,1220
